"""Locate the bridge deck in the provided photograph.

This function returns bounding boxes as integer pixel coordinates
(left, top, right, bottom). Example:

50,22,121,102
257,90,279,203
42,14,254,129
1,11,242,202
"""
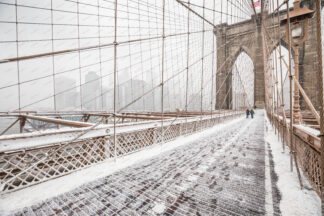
9,113,281,216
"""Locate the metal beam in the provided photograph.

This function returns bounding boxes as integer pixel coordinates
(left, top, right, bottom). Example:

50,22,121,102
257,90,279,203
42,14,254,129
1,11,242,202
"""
21,115,94,128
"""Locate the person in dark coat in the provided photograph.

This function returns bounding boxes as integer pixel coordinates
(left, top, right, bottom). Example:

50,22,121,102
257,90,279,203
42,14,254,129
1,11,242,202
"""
250,109,255,119
246,109,250,118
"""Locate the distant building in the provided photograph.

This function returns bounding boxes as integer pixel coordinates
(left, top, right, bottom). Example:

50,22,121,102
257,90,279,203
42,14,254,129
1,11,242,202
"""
99,79,161,112
55,77,78,110
100,78,173,112
82,72,101,110
117,79,150,111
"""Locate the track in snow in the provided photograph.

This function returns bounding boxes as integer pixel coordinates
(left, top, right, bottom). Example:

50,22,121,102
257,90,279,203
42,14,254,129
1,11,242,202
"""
10,112,281,216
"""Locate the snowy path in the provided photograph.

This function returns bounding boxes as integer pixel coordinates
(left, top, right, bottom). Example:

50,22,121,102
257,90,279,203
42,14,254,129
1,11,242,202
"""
9,112,281,216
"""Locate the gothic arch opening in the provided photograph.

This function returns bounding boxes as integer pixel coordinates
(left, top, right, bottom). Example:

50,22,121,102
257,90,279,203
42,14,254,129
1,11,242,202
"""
231,52,254,109
267,45,294,111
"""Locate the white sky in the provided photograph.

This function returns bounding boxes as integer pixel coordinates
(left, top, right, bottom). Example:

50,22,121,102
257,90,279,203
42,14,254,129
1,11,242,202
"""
0,0,314,112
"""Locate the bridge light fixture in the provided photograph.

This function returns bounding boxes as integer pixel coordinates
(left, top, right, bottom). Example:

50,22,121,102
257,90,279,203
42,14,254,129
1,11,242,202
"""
291,24,302,39
281,0,314,124
281,0,314,25
281,0,314,47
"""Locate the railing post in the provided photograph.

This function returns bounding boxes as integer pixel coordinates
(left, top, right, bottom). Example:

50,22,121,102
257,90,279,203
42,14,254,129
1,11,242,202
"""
185,0,190,124
19,116,26,133
160,0,165,150
200,0,205,126
113,0,118,161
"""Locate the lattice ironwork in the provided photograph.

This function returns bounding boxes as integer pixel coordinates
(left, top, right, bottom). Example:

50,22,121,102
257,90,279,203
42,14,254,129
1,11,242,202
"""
273,115,321,196
113,128,156,156
295,135,321,194
0,136,110,192
0,113,242,194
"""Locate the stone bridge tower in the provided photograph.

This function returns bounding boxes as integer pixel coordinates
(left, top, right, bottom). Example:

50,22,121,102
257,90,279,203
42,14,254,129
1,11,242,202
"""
215,0,322,110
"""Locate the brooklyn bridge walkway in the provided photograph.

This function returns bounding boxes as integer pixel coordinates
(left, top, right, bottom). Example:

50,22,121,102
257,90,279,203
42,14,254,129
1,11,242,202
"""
7,112,282,216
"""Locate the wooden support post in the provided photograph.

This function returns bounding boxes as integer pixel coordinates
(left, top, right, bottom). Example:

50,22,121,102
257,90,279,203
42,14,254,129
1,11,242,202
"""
84,114,90,122
19,117,26,133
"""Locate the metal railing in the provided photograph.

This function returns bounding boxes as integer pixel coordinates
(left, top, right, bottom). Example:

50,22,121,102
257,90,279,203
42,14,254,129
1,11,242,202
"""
0,112,243,194
270,113,321,195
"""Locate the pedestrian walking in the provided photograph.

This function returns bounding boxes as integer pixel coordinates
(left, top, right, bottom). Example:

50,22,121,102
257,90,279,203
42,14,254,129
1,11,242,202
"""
246,109,250,118
250,109,255,119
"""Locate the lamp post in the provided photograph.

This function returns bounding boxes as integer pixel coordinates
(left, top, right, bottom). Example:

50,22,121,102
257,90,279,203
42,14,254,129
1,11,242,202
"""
281,0,314,124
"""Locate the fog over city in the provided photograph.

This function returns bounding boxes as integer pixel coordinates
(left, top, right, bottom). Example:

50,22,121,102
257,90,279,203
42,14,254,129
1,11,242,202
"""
0,0,296,113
